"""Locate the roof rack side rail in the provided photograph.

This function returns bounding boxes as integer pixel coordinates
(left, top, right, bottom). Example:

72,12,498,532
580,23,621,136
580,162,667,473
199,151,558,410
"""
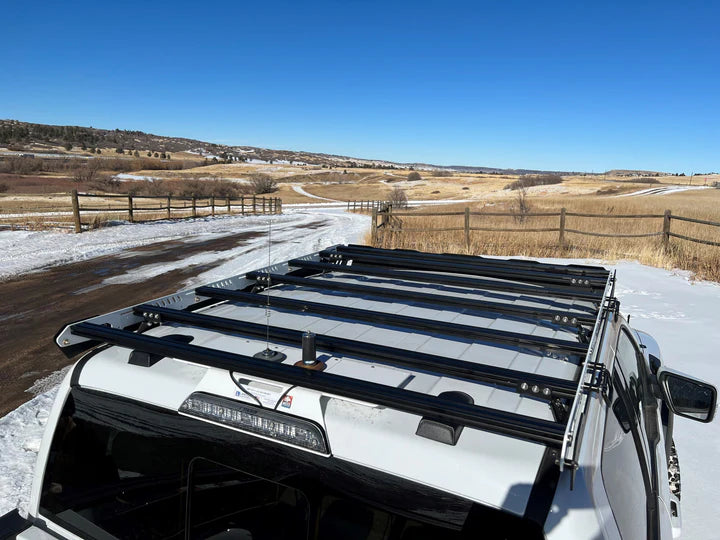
67,321,567,447
559,271,616,472
135,302,578,399
319,249,608,289
342,244,610,277
194,287,589,356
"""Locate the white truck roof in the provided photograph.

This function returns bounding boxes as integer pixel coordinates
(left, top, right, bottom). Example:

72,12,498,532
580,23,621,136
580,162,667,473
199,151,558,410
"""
57,244,614,520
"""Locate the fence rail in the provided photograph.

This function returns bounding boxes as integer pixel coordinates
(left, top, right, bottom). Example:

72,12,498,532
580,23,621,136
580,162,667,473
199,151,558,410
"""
0,191,282,232
347,200,388,212
371,206,720,250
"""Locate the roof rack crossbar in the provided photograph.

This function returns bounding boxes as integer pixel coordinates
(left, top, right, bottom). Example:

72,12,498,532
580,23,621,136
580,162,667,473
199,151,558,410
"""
246,271,597,327
135,303,578,399
321,249,608,289
194,287,589,356
69,322,566,447
342,244,610,277
286,260,604,303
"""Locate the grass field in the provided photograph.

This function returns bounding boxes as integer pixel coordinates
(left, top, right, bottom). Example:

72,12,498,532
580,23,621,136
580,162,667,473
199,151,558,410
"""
371,188,720,281
2,153,719,281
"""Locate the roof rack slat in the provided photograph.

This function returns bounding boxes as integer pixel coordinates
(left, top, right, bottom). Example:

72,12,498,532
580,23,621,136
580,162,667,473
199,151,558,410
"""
194,287,589,356
342,244,609,277
287,260,604,303
70,322,566,447
135,303,578,399
321,249,607,288
245,271,597,327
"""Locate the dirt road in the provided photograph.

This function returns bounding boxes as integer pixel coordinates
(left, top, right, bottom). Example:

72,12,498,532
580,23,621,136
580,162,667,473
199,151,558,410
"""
0,230,264,416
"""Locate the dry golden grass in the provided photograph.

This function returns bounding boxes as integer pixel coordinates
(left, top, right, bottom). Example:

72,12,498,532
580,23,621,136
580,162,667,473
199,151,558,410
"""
371,190,720,282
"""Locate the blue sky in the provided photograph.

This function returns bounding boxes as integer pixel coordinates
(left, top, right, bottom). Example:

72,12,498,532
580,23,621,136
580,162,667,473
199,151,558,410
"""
1,1,718,173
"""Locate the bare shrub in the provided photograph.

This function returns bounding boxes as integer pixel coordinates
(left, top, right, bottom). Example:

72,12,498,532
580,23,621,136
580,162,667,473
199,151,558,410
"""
88,174,121,193
431,170,453,177
512,187,531,223
0,157,45,175
388,186,408,208
505,174,563,190
249,174,278,194
0,182,8,193
72,159,104,184
407,171,422,181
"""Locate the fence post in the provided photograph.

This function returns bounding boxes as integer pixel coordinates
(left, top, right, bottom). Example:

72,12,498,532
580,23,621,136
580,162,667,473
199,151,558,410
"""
210,196,215,217
127,194,134,223
277,198,282,214
226,196,231,213
241,196,245,215
262,197,266,214
559,207,566,248
663,210,672,248
71,189,82,233
252,195,256,214
371,207,378,245
347,200,350,211
192,196,197,218
464,207,470,253
167,194,172,219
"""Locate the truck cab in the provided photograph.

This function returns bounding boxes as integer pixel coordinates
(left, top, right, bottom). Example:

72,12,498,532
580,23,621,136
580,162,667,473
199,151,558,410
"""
1,245,715,539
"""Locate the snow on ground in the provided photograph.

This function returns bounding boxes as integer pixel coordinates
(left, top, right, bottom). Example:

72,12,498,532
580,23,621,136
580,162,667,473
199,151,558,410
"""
112,173,162,182
101,209,369,288
0,209,366,281
0,222,719,537
616,185,710,197
292,184,339,201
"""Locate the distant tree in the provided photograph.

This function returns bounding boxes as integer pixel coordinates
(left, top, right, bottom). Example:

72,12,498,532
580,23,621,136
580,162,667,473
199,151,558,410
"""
80,142,87,150
388,186,408,208
249,174,278,194
166,153,171,159
407,171,422,181
96,148,102,154
147,151,152,157
64,142,73,151
160,152,166,159
134,150,140,157
154,152,159,158
115,147,124,154
0,183,8,193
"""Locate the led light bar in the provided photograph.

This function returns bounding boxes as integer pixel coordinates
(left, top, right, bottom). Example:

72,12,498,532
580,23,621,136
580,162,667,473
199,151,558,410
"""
179,392,328,454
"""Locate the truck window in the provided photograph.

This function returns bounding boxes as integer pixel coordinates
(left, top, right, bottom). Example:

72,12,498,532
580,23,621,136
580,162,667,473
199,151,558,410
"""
39,389,540,540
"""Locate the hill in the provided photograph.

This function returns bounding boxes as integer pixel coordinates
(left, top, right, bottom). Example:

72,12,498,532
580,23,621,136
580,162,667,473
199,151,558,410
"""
0,119,580,174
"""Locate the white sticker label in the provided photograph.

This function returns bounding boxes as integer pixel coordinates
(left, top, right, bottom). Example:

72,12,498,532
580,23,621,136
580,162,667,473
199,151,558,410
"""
235,381,285,408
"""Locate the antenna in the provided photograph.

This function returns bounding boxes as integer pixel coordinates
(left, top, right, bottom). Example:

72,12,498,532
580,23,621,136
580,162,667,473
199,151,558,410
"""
253,215,286,363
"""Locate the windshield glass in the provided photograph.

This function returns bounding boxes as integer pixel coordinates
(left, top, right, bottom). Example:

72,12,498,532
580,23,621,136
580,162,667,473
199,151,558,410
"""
39,389,539,539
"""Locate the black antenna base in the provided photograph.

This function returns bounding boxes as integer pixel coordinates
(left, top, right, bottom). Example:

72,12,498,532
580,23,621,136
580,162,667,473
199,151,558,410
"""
254,348,287,362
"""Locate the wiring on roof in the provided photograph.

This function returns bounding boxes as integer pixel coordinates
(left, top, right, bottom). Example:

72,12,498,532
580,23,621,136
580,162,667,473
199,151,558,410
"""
230,372,263,408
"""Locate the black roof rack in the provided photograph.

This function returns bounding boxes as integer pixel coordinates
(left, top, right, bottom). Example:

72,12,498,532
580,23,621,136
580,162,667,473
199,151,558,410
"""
194,287,589,356
245,271,597,327
135,302,578,399
57,244,615,455
341,244,610,277
287,259,603,302
69,322,567,447
318,248,608,289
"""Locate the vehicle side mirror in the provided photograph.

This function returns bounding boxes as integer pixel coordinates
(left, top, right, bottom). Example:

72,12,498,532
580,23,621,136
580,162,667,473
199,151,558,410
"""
658,369,717,423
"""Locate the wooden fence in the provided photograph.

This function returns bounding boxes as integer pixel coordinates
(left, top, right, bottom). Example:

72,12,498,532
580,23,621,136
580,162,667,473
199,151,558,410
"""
0,191,282,232
70,191,281,233
347,200,389,212
371,206,720,250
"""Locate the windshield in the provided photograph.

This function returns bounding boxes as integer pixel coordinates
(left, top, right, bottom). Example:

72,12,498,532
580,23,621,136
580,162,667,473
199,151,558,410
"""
39,388,541,539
